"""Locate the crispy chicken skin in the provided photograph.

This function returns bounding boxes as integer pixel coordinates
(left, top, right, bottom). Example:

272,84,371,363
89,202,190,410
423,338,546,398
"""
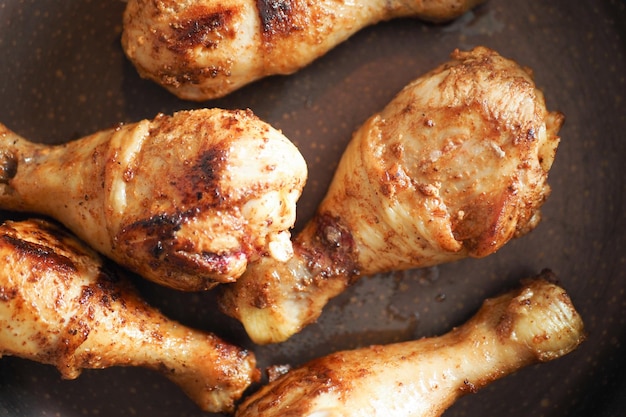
0,108,307,291
220,47,565,344
0,218,259,414
121,0,486,101
236,272,585,417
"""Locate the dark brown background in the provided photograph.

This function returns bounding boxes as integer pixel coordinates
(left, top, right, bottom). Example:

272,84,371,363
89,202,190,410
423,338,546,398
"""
1,0,625,416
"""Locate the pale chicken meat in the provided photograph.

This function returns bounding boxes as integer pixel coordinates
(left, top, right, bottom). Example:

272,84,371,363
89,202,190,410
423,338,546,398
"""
235,272,585,417
0,218,259,414
0,108,307,291
219,47,565,344
121,0,486,101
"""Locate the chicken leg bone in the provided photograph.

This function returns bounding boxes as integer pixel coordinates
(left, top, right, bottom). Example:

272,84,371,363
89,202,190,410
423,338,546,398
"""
0,108,307,291
121,0,487,101
219,47,565,344
235,271,585,417
0,218,259,413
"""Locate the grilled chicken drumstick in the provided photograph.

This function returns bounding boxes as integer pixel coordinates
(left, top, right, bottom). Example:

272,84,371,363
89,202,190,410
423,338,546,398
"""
0,218,259,414
220,47,565,344
236,273,585,417
0,108,307,291
121,0,486,101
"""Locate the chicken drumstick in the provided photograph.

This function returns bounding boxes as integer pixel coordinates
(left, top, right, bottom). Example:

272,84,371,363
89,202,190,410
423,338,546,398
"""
220,47,564,344
236,272,585,417
0,218,259,414
0,108,307,291
121,0,486,101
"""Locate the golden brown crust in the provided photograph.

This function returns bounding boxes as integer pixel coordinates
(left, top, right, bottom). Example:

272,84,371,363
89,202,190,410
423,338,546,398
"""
220,47,564,345
0,109,307,291
0,218,258,413
235,275,584,417
121,0,487,100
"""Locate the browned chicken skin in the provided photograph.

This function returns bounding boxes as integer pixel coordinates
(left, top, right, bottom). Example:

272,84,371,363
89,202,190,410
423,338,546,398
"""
0,218,259,414
219,47,565,344
121,0,487,100
0,108,307,291
236,272,585,417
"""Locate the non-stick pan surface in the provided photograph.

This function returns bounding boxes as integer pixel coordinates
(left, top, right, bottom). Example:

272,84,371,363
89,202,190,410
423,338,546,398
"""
0,1,625,416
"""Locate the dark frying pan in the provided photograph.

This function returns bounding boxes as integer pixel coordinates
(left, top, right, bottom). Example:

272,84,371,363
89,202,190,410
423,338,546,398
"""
1,0,624,416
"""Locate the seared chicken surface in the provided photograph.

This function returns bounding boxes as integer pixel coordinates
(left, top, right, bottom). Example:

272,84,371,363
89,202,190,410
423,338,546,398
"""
0,219,258,414
121,0,486,100
236,272,585,417
220,47,565,344
0,108,307,291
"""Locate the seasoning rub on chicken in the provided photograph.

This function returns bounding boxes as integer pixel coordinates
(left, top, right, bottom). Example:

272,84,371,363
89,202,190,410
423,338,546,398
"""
0,108,307,291
235,272,585,417
219,47,565,344
0,218,259,414
121,0,486,101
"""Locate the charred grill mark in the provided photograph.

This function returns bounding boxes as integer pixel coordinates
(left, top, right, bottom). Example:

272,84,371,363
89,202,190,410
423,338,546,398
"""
186,147,229,206
256,0,303,39
119,211,187,259
0,150,17,183
0,234,77,274
167,248,245,278
167,7,237,54
298,213,360,283
118,208,244,279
